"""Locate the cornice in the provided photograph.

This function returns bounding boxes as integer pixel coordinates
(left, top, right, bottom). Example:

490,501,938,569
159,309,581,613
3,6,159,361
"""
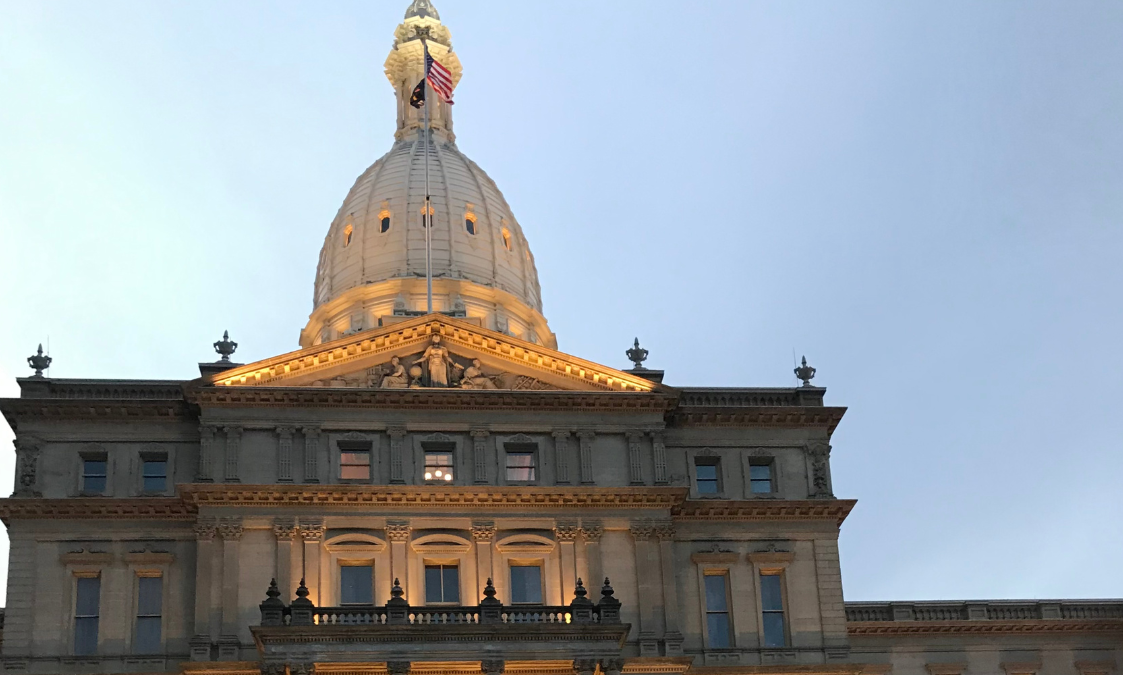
685,666,890,675
670,407,846,432
181,485,689,510
0,399,191,429
847,619,1123,636
188,387,677,413
0,498,195,525
673,499,857,526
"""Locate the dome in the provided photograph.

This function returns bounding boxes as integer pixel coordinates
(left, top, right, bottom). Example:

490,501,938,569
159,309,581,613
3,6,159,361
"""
300,2,554,350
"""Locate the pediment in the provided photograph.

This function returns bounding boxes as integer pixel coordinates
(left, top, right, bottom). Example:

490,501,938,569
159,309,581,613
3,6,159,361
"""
199,315,665,393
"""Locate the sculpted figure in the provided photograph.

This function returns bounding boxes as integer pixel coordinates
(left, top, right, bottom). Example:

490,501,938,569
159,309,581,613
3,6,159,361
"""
420,335,462,387
460,359,497,389
378,356,410,389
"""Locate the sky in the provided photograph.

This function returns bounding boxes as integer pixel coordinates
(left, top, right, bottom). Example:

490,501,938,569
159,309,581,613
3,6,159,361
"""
1,0,1121,605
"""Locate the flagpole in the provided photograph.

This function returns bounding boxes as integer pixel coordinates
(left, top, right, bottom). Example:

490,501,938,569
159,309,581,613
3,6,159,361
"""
422,39,434,315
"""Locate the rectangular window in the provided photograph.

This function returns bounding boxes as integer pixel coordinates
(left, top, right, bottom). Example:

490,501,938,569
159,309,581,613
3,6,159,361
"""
340,564,374,604
82,458,108,494
695,459,720,495
134,576,162,653
424,450,454,483
74,576,100,655
424,564,460,604
339,445,371,481
142,458,167,493
760,572,786,647
509,565,543,604
505,449,536,482
749,462,773,494
704,573,732,649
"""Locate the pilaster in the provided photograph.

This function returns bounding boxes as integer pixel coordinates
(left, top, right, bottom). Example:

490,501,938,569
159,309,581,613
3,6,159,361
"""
580,522,604,606
387,519,411,600
555,522,580,598
302,426,321,483
626,431,644,485
655,520,683,655
300,519,325,605
217,517,244,659
630,520,661,656
650,431,668,485
471,521,496,603
273,518,299,600
577,430,595,484
389,427,408,483
276,427,295,482
552,430,571,484
223,426,242,483
191,517,218,660
197,425,216,482
471,429,490,484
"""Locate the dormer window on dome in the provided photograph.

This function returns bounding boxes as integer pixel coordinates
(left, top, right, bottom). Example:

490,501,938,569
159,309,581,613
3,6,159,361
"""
464,212,477,235
420,204,434,228
501,226,512,251
343,223,354,247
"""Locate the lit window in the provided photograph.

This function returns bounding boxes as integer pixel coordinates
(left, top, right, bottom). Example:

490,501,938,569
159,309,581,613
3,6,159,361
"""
424,450,454,482
134,576,162,653
425,564,460,604
82,458,107,494
142,457,167,493
339,446,371,481
749,462,773,494
340,565,374,605
509,565,542,604
74,576,101,655
501,227,512,251
379,210,392,233
505,448,536,482
420,205,434,227
695,459,720,495
343,223,353,247
704,573,732,649
465,214,476,235
760,572,786,647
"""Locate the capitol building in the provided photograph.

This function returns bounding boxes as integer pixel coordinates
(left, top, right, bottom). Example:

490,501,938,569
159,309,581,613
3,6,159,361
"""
0,4,1119,675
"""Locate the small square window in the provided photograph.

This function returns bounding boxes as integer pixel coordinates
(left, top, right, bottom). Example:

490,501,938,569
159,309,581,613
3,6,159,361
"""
505,448,536,482
339,445,371,481
82,458,108,494
424,564,460,604
424,450,454,483
695,459,720,495
749,462,773,494
142,458,167,493
509,565,542,604
340,565,374,605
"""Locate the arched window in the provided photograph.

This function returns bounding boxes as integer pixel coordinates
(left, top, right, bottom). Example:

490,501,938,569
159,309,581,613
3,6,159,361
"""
420,205,434,228
501,227,512,251
343,223,354,247
465,213,477,235
380,216,391,233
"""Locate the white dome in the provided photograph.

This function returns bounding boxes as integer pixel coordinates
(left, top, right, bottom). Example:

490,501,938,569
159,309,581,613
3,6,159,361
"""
300,4,554,349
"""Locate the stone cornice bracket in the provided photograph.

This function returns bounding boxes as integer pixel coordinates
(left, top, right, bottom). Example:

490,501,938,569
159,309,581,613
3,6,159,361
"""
13,439,41,497
629,520,654,542
386,519,411,542
273,517,299,541
386,662,411,675
554,521,580,542
579,521,603,542
480,660,505,675
217,517,243,541
299,518,325,542
573,660,598,675
290,664,315,675
652,519,675,540
807,441,834,499
600,659,626,675
193,516,218,541
471,520,496,542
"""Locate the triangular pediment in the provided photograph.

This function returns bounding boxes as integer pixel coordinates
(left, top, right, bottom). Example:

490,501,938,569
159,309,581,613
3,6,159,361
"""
198,315,666,393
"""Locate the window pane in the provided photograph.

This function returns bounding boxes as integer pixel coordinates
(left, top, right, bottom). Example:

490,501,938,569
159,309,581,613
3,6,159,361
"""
506,452,535,482
135,616,161,653
340,451,370,465
696,478,718,494
381,217,390,233
137,577,162,616
762,612,786,647
760,573,784,611
510,565,542,604
695,464,717,480
142,460,166,478
74,617,99,655
425,565,443,603
340,465,370,480
84,460,107,476
750,464,772,493
76,577,101,616
442,565,459,603
143,476,166,492
706,613,731,649
704,575,728,611
340,565,373,604
340,450,371,480
83,475,107,493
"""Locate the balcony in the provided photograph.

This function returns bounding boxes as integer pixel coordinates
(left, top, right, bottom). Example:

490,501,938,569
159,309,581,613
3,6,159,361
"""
251,577,630,675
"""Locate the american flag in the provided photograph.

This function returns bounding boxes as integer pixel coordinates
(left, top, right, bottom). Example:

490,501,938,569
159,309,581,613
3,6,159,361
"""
424,43,455,105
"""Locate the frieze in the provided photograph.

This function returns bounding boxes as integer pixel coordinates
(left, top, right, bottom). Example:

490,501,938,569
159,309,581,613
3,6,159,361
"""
0,498,196,524
673,499,857,526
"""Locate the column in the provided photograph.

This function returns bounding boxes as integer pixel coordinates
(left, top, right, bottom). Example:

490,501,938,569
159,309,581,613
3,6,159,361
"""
302,426,321,483
190,517,217,661
655,520,683,655
554,522,579,599
386,520,411,601
579,522,603,593
273,518,299,601
630,520,661,656
276,427,294,482
577,430,595,484
223,426,242,483
299,519,325,605
471,521,495,603
552,430,570,484
197,426,216,482
389,427,407,483
626,431,644,485
217,517,243,660
471,429,490,484
650,431,668,485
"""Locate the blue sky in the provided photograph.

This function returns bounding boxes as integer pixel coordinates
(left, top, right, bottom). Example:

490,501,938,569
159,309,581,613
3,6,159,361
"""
1,0,1121,604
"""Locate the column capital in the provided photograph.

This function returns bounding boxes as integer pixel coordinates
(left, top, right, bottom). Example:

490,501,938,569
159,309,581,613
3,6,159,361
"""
471,521,496,542
217,517,243,541
199,425,217,439
551,429,571,439
386,662,410,675
554,522,580,542
193,516,218,541
388,426,408,439
273,517,299,541
276,426,295,439
480,660,505,675
577,429,596,440
653,520,676,540
299,519,325,542
579,522,603,542
470,428,491,439
386,519,411,542
629,520,654,541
